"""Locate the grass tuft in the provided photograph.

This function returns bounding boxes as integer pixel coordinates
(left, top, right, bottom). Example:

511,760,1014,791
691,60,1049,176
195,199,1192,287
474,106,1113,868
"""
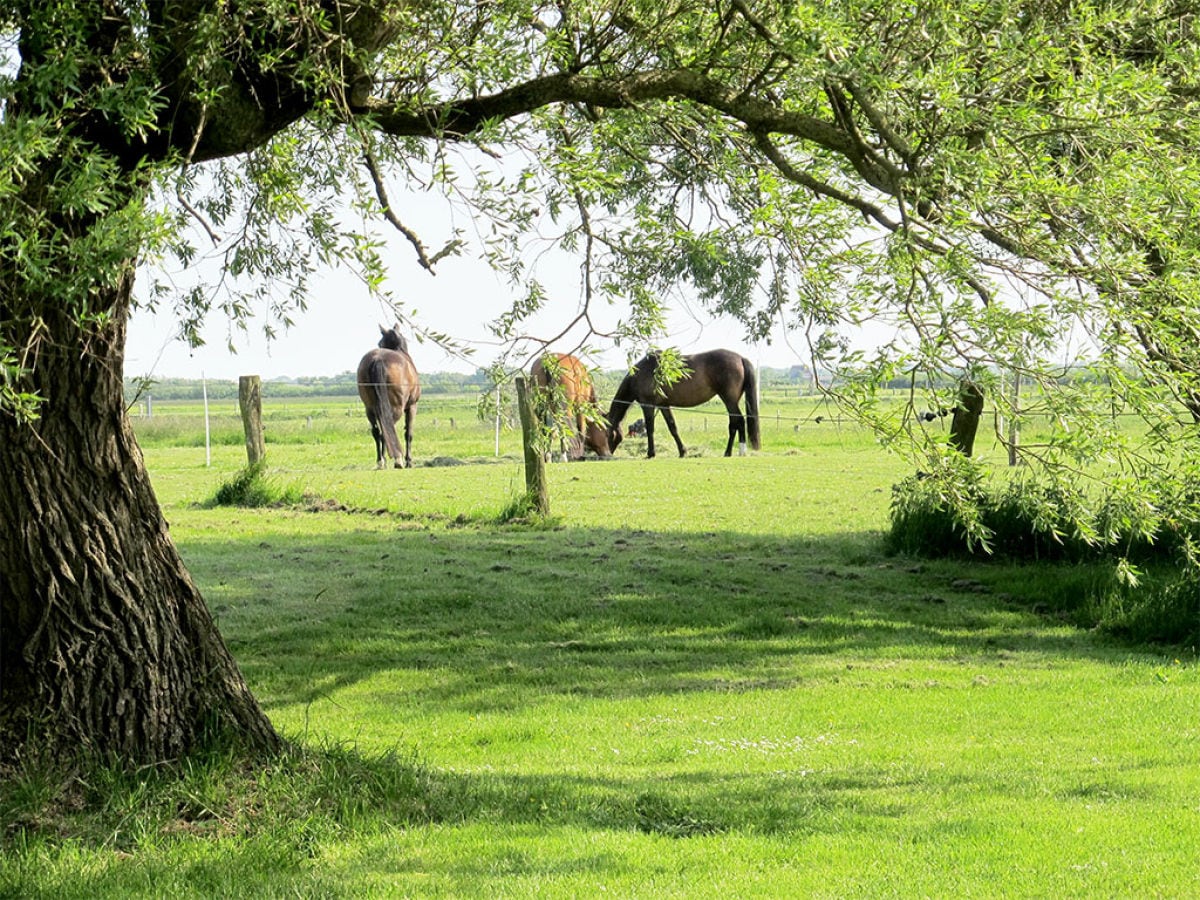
494,490,561,528
206,462,305,508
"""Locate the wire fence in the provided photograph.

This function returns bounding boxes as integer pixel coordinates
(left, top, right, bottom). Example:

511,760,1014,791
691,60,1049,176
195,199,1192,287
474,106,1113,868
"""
127,386,892,463
127,381,1176,468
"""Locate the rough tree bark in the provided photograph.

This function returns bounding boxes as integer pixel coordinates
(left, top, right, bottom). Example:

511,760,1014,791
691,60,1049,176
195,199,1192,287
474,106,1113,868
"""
949,380,986,457
0,277,282,763
0,0,403,766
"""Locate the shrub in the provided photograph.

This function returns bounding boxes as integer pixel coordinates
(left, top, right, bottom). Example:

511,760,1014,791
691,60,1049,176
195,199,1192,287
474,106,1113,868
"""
207,462,305,508
888,472,1193,564
888,467,1200,645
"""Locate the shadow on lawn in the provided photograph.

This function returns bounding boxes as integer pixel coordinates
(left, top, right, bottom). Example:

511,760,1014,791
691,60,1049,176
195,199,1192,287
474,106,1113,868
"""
184,518,1121,716
2,520,1165,894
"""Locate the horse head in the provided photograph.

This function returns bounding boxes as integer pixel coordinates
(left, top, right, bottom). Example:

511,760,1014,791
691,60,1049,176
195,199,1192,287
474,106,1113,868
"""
604,417,623,453
584,418,613,459
378,323,409,354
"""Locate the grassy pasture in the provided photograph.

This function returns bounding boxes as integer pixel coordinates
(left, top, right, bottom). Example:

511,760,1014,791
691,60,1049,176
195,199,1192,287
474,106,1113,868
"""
126,383,1139,464
4,392,1199,897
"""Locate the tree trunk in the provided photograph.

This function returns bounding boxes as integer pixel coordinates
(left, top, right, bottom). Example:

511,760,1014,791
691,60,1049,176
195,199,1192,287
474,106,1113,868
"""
0,277,281,765
239,375,267,465
949,380,985,457
515,377,550,516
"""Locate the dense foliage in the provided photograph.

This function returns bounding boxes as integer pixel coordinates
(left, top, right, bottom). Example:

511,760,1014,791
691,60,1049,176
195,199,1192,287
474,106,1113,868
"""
5,1,1200,761
7,2,1200,485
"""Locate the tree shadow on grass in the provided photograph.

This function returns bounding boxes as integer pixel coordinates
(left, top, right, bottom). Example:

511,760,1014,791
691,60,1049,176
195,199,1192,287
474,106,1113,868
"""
6,519,1177,894
182,518,1131,717
5,761,994,899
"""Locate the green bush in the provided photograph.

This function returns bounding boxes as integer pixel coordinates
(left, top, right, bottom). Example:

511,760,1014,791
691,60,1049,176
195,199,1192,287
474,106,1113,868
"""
207,462,305,508
888,472,1192,564
888,468,1200,645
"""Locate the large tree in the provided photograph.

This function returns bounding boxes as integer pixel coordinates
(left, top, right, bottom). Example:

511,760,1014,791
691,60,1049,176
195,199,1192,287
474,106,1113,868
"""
3,1,1199,764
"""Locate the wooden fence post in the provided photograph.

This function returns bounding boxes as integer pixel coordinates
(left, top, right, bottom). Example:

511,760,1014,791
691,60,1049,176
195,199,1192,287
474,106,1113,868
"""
238,375,266,465
949,379,985,457
515,376,549,516
1007,371,1021,466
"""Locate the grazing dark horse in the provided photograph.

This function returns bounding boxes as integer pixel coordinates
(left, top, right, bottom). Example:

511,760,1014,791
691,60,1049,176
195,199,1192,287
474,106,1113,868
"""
604,349,760,458
530,353,612,461
357,324,420,468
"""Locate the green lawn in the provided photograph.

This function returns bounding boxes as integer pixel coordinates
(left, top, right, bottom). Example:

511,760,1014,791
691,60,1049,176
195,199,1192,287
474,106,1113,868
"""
3,395,1198,898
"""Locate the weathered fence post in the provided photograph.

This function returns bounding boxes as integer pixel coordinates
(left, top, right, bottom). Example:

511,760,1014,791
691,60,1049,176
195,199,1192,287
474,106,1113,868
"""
238,375,266,465
949,379,985,457
515,376,550,516
1006,371,1021,466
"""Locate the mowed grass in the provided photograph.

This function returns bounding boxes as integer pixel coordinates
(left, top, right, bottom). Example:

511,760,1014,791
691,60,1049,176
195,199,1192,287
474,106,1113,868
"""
4,395,1200,898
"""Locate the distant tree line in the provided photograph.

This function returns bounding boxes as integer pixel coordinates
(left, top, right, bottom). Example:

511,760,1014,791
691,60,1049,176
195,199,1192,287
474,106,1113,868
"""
123,364,820,404
122,361,1120,406
123,369,495,402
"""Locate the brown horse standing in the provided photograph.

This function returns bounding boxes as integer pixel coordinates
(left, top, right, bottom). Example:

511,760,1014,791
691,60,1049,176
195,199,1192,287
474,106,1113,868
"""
604,349,760,458
358,324,420,468
530,353,612,461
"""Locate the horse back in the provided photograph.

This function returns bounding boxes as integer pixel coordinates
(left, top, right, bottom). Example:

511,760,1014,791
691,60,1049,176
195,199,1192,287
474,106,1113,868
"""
642,349,746,408
533,353,594,403
358,348,420,408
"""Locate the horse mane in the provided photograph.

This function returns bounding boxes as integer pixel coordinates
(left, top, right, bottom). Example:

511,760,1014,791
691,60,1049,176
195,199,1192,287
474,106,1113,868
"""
378,324,409,355
605,369,638,427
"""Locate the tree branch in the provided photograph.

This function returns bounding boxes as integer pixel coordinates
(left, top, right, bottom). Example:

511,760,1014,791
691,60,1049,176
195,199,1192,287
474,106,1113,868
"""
751,130,897,229
361,144,436,273
364,69,853,156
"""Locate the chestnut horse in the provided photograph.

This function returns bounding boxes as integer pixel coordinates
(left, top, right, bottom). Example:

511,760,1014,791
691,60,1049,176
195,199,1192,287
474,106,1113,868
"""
604,349,760,458
357,324,420,468
530,353,612,461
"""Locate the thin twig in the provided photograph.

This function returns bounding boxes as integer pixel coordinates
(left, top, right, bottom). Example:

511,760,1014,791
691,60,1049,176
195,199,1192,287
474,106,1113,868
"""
362,143,436,273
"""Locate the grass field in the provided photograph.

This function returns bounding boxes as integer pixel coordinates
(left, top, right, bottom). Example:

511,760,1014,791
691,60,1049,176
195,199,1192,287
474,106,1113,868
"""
3,392,1199,898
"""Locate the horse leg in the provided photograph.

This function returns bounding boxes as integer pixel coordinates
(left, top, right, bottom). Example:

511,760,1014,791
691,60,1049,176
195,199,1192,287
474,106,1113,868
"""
367,411,387,469
403,402,416,468
661,407,686,457
725,411,746,456
571,409,586,461
721,392,747,456
642,405,657,458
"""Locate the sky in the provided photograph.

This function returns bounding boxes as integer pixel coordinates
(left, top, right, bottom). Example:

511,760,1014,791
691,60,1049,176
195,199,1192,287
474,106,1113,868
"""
124,240,816,383
122,155,822,383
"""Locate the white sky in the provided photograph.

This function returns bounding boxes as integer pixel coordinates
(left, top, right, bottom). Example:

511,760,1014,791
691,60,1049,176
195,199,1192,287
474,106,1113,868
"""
123,144,827,382
124,216,816,382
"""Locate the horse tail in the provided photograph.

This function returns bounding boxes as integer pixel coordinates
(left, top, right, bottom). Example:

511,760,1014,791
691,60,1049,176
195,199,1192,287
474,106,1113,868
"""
369,357,404,462
743,357,761,450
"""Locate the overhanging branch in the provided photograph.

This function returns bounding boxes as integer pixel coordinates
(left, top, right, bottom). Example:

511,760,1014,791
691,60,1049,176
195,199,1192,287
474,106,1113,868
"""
361,142,436,273
363,69,853,156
